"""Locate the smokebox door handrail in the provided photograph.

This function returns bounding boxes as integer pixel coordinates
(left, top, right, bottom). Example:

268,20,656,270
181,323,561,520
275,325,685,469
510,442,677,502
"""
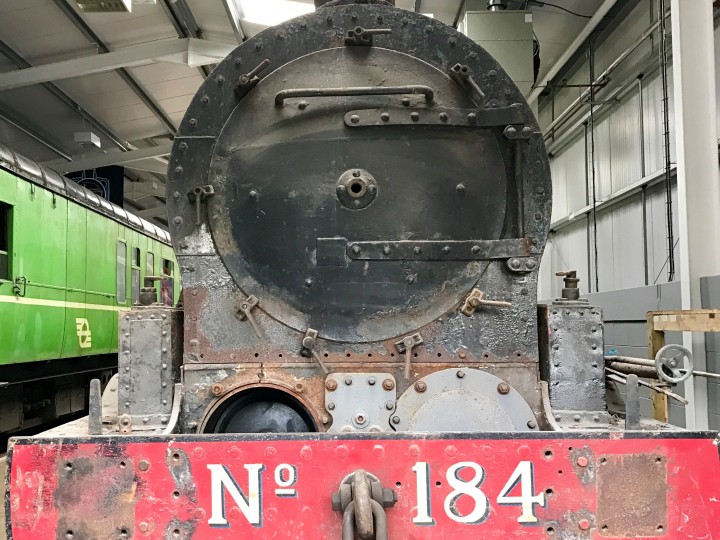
274,85,435,105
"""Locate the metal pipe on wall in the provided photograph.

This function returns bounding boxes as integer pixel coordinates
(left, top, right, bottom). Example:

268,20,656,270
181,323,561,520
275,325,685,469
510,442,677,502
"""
543,14,666,141
528,0,620,106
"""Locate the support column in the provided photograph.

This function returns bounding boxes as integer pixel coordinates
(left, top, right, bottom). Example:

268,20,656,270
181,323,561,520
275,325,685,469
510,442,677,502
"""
670,0,720,429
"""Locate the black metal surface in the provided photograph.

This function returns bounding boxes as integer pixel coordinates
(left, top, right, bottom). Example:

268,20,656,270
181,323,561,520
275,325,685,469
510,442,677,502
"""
168,3,552,347
203,389,317,434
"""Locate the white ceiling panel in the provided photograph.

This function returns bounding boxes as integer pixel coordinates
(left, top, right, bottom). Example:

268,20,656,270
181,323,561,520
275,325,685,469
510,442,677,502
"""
61,2,177,49
139,74,205,101
0,118,62,162
111,115,167,141
155,94,195,116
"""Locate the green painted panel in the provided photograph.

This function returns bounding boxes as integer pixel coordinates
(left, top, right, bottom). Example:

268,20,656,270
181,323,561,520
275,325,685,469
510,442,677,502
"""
84,207,119,355
2,179,68,363
61,201,88,358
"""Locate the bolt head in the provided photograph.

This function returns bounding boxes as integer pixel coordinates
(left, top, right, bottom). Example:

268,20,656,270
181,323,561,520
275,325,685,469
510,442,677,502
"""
527,420,537,429
382,378,395,390
385,401,395,410
578,518,590,531
456,370,465,379
456,183,465,192
402,97,411,106
414,381,427,393
577,456,589,468
325,379,338,391
381,112,390,122
442,246,451,254
410,111,420,122
392,416,401,424
497,382,510,394
350,115,360,124
351,245,361,254
367,377,376,385
211,383,224,396
439,112,449,122
344,376,353,386
327,402,336,411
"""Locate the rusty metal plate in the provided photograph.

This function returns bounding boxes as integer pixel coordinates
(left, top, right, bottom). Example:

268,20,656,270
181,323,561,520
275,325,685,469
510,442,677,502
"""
596,453,667,537
7,432,720,539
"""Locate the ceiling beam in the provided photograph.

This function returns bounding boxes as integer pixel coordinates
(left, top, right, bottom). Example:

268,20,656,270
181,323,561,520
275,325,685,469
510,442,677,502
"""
125,157,173,175
160,0,212,78
222,0,247,43
45,143,173,173
527,0,620,105
0,39,235,92
50,0,180,134
0,38,133,153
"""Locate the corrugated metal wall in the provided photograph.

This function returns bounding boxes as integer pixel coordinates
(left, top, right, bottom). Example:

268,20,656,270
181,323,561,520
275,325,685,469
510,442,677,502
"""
538,0,687,299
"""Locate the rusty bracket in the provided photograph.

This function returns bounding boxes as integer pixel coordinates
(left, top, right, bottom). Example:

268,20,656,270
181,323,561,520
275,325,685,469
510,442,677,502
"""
187,184,214,226
395,333,423,379
461,288,512,316
344,26,391,46
235,295,262,338
235,58,271,99
450,63,486,102
301,328,331,374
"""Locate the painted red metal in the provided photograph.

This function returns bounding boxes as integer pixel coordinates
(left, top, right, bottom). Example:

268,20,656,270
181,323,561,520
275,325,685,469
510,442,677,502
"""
6,433,720,539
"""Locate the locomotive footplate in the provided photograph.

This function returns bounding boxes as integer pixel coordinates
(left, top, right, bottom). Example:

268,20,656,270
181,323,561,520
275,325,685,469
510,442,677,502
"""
6,432,720,539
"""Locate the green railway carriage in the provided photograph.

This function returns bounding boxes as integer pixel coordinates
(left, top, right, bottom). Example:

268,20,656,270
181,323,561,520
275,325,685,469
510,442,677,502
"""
0,142,179,434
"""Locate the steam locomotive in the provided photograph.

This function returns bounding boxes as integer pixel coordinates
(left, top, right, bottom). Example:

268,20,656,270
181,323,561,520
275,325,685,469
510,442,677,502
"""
6,1,720,539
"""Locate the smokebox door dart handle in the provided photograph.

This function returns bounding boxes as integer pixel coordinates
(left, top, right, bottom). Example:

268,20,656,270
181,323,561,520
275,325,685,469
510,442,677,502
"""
461,288,512,317
395,333,424,379
274,85,435,105
302,328,330,374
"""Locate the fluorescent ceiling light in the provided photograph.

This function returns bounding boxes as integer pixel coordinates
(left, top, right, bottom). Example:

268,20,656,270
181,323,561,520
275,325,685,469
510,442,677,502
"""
239,0,315,27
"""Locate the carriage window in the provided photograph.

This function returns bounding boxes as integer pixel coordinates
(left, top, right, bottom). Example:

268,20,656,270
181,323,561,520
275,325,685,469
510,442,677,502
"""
131,268,140,304
0,202,10,280
116,241,126,303
132,247,140,267
162,258,173,276
147,252,154,277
